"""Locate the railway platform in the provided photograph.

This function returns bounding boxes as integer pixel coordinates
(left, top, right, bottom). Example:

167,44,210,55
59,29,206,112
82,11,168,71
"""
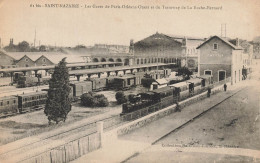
72,80,248,163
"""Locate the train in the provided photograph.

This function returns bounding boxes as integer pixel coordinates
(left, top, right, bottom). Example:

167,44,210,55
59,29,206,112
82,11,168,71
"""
0,91,47,117
1,70,210,117
122,75,213,114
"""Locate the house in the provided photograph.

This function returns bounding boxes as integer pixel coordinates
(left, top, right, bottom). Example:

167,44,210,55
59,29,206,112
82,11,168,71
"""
197,36,243,85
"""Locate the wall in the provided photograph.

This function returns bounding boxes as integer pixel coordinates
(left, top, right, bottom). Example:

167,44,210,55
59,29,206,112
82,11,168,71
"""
232,49,243,84
200,64,231,82
200,37,232,64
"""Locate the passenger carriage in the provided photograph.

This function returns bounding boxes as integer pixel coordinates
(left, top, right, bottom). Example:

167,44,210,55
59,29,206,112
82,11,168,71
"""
0,96,18,115
17,91,47,113
169,82,189,101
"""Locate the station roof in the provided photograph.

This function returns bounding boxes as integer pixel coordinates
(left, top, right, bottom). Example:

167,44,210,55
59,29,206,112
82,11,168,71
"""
0,96,17,100
186,78,202,84
69,63,174,76
151,86,172,93
17,91,47,97
0,62,121,73
152,78,168,85
169,81,188,88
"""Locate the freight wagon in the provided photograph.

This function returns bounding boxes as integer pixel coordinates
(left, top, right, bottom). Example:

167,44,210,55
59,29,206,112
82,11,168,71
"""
87,78,107,91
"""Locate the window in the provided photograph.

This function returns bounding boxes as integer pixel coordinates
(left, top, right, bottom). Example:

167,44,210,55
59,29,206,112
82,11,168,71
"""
7,101,9,105
13,100,16,104
213,43,218,50
42,58,46,63
25,58,29,62
204,70,212,75
0,102,3,106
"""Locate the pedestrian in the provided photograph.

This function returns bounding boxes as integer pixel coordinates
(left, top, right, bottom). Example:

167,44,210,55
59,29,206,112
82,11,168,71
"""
176,101,181,112
224,83,227,91
207,87,211,97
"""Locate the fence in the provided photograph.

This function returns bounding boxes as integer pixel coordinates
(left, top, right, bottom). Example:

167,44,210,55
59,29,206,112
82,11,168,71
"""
19,132,101,163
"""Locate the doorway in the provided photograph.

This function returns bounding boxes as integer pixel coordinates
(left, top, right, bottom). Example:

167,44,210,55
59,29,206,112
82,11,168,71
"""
218,71,226,81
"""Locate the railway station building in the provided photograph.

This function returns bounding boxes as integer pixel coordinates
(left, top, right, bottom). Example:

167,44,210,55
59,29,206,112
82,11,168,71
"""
197,36,244,85
132,32,205,70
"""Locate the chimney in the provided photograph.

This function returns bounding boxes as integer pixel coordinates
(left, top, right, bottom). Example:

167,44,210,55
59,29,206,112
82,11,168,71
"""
235,38,239,46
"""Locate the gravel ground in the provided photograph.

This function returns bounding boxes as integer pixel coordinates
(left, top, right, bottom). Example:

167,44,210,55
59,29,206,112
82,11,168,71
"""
157,85,260,150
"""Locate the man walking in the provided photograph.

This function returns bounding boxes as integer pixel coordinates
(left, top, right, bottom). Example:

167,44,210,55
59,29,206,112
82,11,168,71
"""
224,83,227,92
207,87,211,97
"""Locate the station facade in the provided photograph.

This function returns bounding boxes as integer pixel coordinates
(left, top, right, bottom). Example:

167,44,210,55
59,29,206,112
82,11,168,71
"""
197,36,244,85
132,32,205,70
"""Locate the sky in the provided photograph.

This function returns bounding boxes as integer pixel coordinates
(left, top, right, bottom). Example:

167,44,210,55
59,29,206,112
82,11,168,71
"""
0,0,259,47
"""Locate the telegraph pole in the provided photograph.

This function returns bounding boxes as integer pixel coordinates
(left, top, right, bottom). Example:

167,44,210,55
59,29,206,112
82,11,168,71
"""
34,28,37,48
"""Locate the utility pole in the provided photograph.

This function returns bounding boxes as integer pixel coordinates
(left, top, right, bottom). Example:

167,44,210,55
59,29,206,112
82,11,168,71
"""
34,28,36,48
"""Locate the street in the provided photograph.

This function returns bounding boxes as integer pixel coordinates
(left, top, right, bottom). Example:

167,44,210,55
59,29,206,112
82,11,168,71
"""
123,66,260,163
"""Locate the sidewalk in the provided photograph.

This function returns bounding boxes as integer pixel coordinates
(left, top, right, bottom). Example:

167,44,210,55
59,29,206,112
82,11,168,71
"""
72,81,247,163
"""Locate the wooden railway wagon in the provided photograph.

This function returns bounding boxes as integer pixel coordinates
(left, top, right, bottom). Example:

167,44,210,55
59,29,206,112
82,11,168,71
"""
0,96,18,115
113,76,135,90
69,81,92,97
199,75,213,87
17,91,47,113
87,78,107,91
169,82,189,101
186,78,203,95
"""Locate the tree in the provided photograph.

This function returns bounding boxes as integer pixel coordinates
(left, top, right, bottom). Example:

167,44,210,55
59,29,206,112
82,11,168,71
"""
18,41,30,52
44,58,71,124
115,91,127,104
81,93,96,107
39,45,47,52
177,67,193,79
81,93,109,107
